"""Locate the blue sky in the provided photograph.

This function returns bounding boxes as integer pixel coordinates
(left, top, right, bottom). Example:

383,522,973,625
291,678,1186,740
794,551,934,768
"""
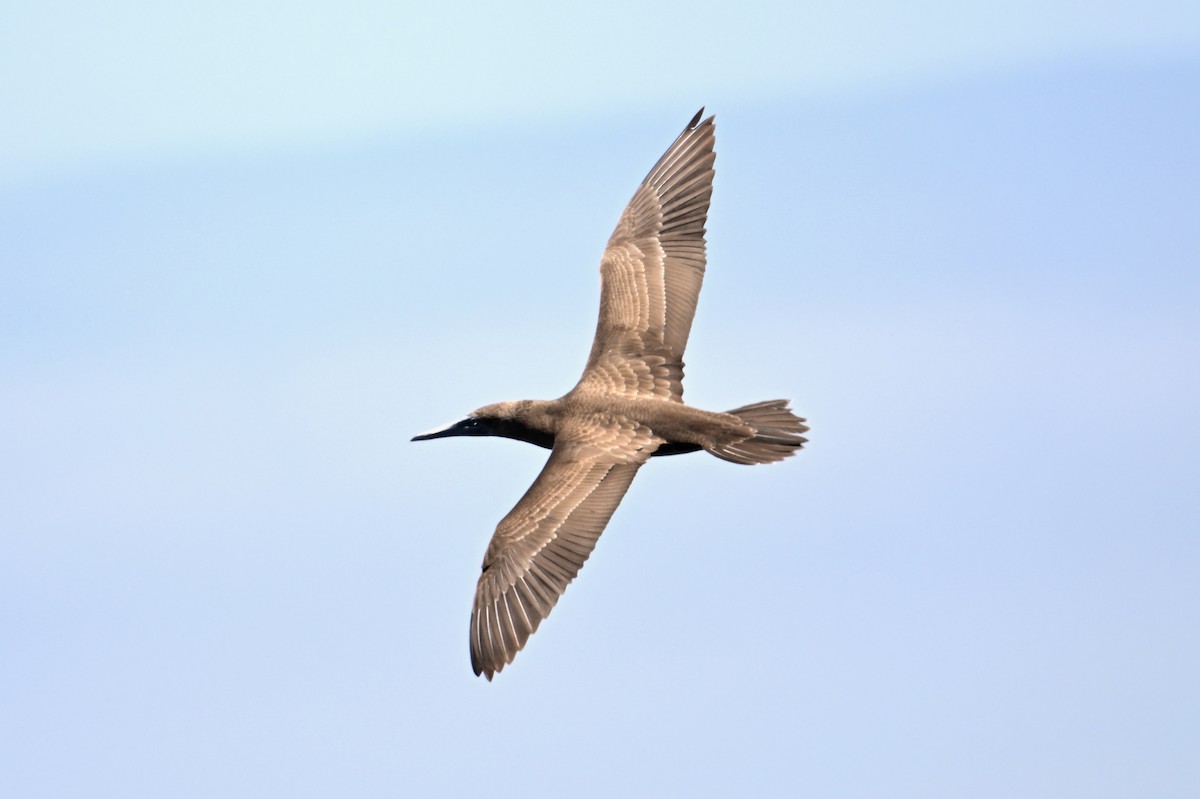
3,3,1199,797
4,0,1199,183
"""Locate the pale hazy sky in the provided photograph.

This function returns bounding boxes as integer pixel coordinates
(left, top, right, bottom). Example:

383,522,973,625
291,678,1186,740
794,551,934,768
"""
3,0,1198,182
3,3,1199,798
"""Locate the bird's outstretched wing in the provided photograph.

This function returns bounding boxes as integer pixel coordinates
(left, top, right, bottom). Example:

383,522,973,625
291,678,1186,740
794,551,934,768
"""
575,110,715,402
470,417,658,679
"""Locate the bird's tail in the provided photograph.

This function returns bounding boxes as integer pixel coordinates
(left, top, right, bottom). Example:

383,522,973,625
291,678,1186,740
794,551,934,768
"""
708,400,809,465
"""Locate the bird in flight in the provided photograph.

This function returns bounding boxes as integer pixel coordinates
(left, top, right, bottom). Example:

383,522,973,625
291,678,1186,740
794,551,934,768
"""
413,110,808,679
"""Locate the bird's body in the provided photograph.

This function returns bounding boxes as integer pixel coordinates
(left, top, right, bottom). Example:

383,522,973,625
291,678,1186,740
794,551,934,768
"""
413,110,808,679
458,397,752,455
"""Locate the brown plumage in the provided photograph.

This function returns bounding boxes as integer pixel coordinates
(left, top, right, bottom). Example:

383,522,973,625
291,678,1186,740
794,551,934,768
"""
412,110,809,679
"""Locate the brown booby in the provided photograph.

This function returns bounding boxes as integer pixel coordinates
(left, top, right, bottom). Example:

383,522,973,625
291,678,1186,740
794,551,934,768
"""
413,110,808,679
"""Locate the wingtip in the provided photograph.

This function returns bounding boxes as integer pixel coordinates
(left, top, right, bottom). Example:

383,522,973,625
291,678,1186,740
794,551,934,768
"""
687,107,714,131
471,648,498,681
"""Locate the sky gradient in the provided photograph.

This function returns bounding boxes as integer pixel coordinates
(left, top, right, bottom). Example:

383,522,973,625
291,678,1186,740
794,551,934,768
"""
3,3,1199,797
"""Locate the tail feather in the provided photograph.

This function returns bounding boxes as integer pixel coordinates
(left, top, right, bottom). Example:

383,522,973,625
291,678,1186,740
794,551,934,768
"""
708,400,808,465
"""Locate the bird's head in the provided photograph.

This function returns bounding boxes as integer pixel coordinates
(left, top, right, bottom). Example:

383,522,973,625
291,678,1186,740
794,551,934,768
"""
412,401,554,449
411,401,532,442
